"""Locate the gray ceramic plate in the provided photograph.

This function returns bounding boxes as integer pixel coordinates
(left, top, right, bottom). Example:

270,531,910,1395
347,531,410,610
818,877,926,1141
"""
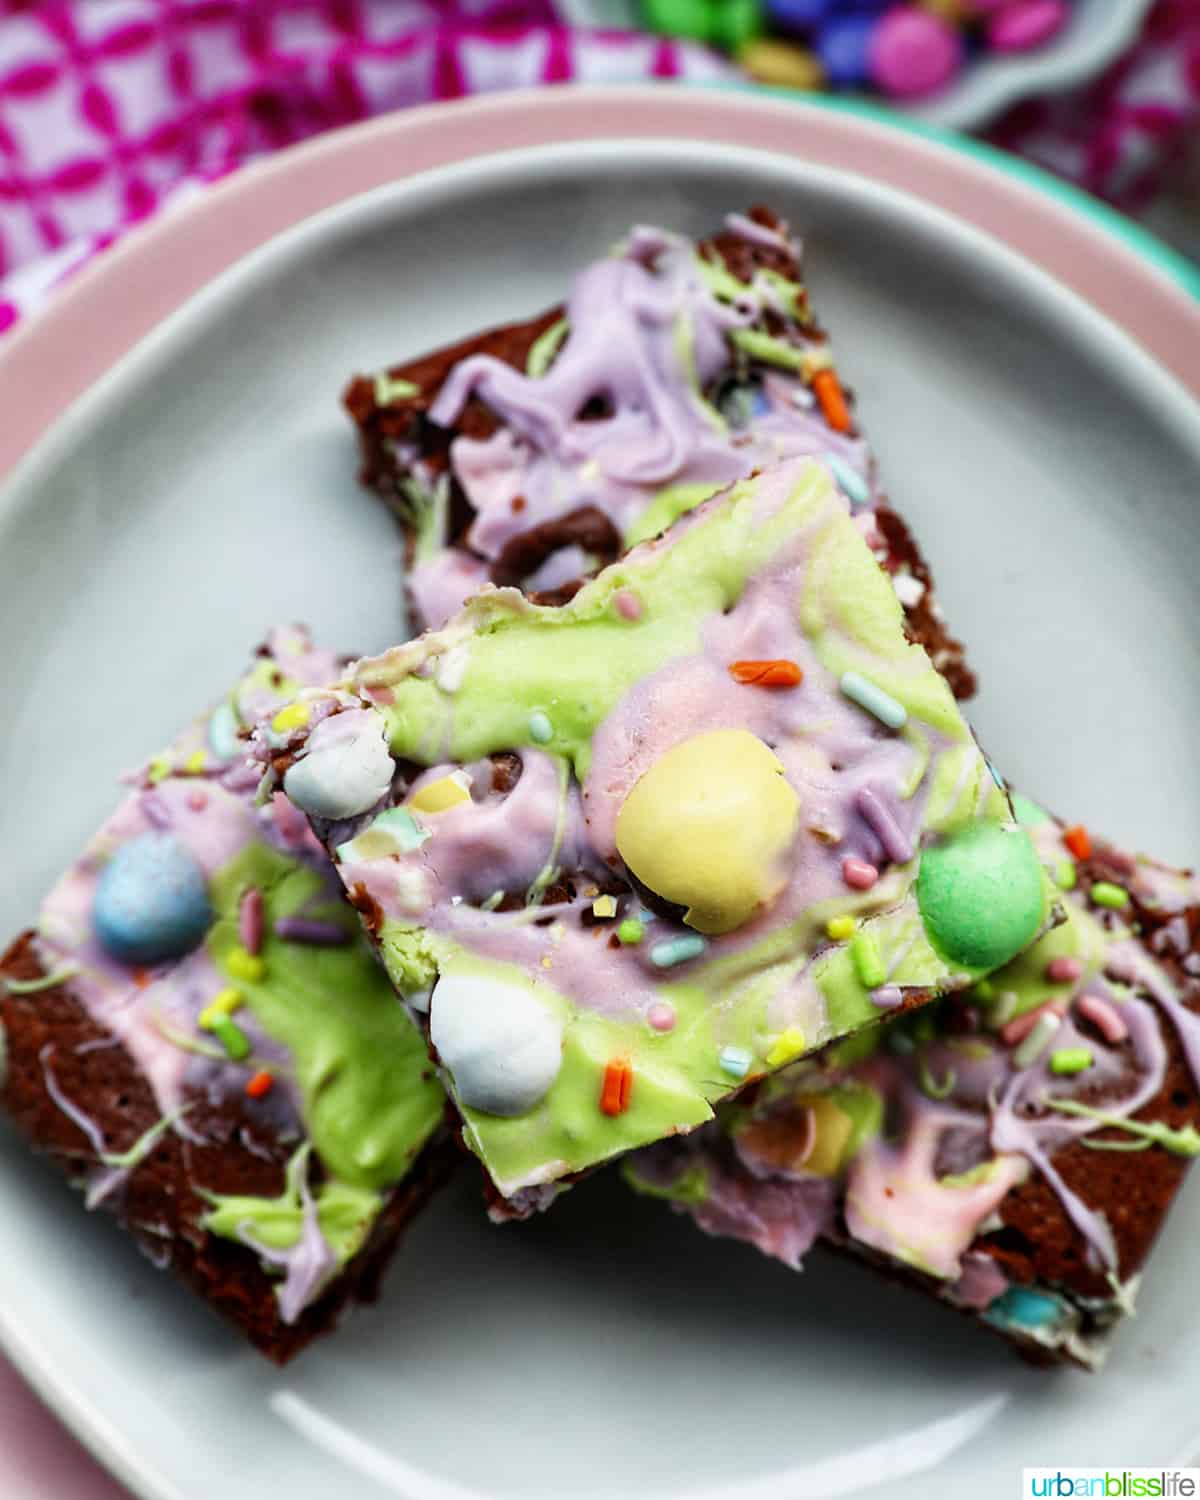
1,139,1199,1500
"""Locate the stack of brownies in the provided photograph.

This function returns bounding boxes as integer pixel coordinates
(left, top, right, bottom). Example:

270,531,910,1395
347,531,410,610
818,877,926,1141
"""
4,208,1196,1370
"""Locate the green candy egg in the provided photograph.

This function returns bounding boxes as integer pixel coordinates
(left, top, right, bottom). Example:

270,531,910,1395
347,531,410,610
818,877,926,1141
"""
916,821,1046,971
640,0,717,43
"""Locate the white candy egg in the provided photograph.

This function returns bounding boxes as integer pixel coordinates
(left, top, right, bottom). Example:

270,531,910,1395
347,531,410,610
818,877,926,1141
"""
284,710,395,820
429,972,563,1117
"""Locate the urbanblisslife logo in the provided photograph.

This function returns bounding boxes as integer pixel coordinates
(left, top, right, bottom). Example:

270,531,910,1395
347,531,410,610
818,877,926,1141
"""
1024,1472,1200,1497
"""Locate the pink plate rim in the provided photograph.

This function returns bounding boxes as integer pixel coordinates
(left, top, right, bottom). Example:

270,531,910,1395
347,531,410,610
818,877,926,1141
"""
0,84,1198,485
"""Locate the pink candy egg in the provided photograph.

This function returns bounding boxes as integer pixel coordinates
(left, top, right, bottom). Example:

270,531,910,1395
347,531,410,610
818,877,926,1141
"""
868,7,964,99
987,0,1068,52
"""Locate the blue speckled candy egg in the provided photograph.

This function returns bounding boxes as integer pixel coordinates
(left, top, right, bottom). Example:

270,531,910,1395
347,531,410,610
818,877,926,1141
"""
985,1286,1063,1330
93,832,213,965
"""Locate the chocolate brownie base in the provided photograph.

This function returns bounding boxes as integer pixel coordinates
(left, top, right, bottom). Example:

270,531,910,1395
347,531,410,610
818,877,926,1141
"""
0,932,458,1363
342,208,975,698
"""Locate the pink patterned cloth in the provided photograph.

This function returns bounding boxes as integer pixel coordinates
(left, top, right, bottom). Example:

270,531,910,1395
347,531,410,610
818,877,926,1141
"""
0,0,1196,337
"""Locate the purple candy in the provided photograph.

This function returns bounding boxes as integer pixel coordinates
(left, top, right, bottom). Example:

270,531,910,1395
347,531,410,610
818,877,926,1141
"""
274,915,352,946
817,13,876,83
766,0,835,31
868,6,963,98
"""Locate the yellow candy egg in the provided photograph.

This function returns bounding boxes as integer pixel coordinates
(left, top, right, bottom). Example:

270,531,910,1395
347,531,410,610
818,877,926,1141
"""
737,39,825,92
614,729,799,935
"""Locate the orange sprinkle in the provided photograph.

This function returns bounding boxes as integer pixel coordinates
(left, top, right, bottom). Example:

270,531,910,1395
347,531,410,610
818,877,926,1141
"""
600,1059,633,1117
812,368,851,434
1063,825,1092,861
245,1070,274,1099
132,968,152,989
729,659,804,688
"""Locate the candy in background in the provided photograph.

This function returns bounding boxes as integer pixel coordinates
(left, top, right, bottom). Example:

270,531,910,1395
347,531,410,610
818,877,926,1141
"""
0,0,1197,338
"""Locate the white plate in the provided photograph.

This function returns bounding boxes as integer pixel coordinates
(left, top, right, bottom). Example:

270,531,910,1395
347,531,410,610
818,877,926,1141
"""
2,139,1199,1500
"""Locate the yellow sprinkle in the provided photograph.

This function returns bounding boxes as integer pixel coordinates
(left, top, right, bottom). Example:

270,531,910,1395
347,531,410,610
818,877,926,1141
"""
765,1027,807,1068
541,956,553,969
592,895,618,920
409,775,471,814
184,749,207,773
271,702,311,735
199,987,243,1030
226,947,265,983
146,755,171,785
826,914,855,941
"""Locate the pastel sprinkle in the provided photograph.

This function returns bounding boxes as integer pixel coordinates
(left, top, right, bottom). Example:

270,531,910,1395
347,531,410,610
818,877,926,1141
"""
765,1028,807,1068
719,1045,753,1078
812,367,850,433
1001,1000,1063,1047
974,978,995,1000
872,985,904,1009
239,887,264,956
1091,882,1129,910
374,373,420,405
1076,993,1128,1044
183,749,207,774
1063,825,1092,860
649,935,707,968
826,914,856,941
850,930,887,990
410,775,471,813
1012,1011,1061,1069
528,711,553,744
210,1016,251,1062
840,671,907,730
592,895,618,920
245,1070,274,1099
274,916,351,946
647,1001,676,1033
225,946,265,983
1045,956,1084,984
271,701,311,735
614,589,642,621
729,658,804,688
617,919,645,946
856,785,914,864
199,987,243,1030
842,857,879,890
1050,1047,1093,1076
187,789,208,812
825,453,869,508
1055,859,1077,891
207,701,240,761
600,1059,633,1116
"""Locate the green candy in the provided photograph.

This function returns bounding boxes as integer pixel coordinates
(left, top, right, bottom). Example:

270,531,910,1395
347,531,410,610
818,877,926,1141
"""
639,0,762,48
916,822,1047,971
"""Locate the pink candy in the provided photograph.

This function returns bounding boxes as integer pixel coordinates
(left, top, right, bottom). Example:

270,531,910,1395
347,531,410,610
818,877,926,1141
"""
1075,993,1129,1044
1045,955,1084,983
869,7,963,99
842,856,879,890
239,886,265,956
987,0,1068,52
614,589,643,621
647,1001,677,1033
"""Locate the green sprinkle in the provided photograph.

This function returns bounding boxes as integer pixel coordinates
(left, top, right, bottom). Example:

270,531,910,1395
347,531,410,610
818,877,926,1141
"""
1,964,81,995
1045,1097,1200,1157
617,919,644,946
1090,882,1129,909
839,671,907,731
525,318,569,377
729,327,806,371
373,374,419,406
973,978,995,1001
649,935,707,968
917,1052,957,1099
849,930,887,990
210,1016,250,1062
1050,1047,1093,1076
1055,859,1077,891
528,711,553,744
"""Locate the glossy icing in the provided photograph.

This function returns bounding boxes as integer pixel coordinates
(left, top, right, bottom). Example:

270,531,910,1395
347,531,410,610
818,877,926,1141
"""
261,461,1052,1207
24,627,445,1320
392,214,926,638
628,803,1200,1366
